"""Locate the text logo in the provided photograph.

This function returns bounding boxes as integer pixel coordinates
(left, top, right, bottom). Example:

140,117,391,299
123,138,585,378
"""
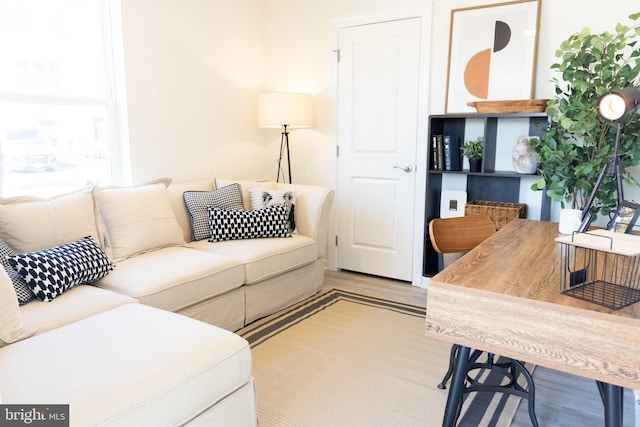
0,405,69,426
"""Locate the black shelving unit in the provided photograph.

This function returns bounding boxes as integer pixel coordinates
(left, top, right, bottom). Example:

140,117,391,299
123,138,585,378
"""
423,112,551,277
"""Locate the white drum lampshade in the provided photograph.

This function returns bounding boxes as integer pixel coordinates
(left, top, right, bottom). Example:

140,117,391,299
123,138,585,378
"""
258,92,313,128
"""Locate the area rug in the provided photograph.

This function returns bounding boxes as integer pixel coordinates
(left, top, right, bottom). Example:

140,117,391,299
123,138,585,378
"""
238,288,530,427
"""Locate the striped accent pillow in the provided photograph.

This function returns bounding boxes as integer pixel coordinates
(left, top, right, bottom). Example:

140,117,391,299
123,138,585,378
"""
207,204,291,242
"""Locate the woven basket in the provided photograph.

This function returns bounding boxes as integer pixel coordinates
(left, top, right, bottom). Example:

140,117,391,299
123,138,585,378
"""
465,200,526,230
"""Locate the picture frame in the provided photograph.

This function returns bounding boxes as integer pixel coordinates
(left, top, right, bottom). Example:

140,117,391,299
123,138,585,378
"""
445,0,542,113
611,200,640,234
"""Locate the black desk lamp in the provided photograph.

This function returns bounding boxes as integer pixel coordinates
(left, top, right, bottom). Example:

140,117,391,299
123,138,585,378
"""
577,86,640,232
258,92,313,184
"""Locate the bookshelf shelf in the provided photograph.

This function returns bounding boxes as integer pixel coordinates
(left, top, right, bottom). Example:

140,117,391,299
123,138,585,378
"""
428,170,532,178
423,112,551,276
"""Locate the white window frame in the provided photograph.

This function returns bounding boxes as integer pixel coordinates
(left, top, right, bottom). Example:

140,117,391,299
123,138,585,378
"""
0,0,130,192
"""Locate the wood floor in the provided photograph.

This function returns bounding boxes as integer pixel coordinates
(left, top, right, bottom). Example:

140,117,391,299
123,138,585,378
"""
323,270,637,427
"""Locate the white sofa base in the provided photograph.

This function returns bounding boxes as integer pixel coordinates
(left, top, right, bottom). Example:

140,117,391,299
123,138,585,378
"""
178,286,245,332
244,258,324,324
183,379,257,426
178,259,325,330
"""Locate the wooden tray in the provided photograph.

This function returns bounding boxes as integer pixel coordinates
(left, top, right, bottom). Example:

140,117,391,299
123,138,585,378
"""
467,99,548,114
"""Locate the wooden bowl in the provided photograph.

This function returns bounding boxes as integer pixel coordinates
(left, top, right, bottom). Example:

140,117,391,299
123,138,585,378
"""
467,99,548,114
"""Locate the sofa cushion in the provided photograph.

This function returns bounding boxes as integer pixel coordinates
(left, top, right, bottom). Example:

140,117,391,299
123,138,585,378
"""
0,187,101,253
96,246,245,313
0,267,33,348
0,304,253,427
8,237,114,302
184,183,244,241
249,187,297,233
94,181,185,262
189,234,317,284
19,285,137,337
208,205,291,242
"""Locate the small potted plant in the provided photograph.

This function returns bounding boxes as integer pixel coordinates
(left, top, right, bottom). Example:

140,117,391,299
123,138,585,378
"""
461,136,483,172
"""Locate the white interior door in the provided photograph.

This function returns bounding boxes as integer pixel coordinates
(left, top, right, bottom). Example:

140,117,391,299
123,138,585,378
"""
337,18,421,282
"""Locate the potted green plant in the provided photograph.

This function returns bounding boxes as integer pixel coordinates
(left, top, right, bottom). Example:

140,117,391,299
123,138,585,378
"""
461,136,484,172
531,11,640,225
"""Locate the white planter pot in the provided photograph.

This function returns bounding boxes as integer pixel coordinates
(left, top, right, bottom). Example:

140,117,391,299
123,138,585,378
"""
558,208,582,234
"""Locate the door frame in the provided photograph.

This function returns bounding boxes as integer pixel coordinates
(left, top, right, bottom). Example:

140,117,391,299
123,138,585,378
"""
328,5,433,288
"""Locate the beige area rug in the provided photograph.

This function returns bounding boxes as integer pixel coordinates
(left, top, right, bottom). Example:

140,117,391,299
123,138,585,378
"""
238,288,531,427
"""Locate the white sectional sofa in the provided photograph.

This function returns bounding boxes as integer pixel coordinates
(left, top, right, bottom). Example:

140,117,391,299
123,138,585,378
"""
0,177,334,426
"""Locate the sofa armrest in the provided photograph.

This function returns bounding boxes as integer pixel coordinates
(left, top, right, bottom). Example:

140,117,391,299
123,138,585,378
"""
274,183,335,259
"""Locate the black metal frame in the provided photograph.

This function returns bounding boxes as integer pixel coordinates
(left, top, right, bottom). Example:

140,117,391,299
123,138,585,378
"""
578,122,625,233
442,345,626,427
276,124,292,184
439,344,538,427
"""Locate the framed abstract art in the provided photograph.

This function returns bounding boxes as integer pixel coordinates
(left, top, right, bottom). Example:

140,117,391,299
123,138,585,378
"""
445,0,542,113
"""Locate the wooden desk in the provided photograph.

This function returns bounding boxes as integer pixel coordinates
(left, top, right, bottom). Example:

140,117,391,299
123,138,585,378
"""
424,219,640,427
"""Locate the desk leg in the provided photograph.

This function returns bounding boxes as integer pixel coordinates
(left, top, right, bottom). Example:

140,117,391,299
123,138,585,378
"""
442,345,470,427
599,381,623,427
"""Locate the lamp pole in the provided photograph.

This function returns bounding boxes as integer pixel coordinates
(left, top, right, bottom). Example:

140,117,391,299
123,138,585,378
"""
577,122,624,233
277,124,291,184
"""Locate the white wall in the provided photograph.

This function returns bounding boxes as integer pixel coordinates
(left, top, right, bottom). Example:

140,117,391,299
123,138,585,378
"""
120,0,266,184
118,0,640,198
260,0,640,219
116,1,640,279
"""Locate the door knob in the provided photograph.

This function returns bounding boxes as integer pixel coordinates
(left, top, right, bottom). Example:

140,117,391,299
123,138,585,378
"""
393,165,413,173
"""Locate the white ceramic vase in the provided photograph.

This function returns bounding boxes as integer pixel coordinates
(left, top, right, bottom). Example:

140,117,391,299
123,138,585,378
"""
512,136,538,174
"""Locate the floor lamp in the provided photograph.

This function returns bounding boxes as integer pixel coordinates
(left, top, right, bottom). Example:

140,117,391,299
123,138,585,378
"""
258,92,313,184
577,86,640,233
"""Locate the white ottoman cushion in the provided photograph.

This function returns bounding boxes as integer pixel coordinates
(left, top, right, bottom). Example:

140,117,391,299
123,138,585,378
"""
0,304,253,426
19,285,137,337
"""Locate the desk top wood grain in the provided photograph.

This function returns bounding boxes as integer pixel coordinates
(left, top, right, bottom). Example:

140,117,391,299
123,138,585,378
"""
425,219,640,389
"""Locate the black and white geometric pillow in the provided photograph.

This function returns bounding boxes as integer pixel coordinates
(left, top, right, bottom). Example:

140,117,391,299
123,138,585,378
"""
249,188,297,233
0,238,34,305
184,183,245,241
8,236,115,302
208,204,291,242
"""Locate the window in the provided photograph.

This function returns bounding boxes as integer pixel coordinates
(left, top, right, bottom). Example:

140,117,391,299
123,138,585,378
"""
0,0,122,197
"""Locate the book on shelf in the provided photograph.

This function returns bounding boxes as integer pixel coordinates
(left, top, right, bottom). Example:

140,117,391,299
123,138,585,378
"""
431,134,444,170
443,135,461,171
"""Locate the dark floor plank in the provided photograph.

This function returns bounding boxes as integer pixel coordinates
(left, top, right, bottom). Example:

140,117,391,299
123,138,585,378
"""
511,365,635,427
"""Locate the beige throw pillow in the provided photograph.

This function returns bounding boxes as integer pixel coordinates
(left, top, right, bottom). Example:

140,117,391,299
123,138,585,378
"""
0,187,101,253
94,182,185,262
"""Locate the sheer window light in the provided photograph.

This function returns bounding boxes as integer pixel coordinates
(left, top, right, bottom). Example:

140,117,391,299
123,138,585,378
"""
0,0,124,197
